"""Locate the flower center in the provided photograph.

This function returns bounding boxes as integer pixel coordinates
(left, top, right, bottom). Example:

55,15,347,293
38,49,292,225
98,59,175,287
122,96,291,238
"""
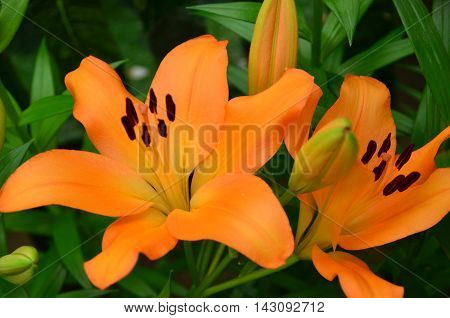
360,133,420,196
120,92,190,212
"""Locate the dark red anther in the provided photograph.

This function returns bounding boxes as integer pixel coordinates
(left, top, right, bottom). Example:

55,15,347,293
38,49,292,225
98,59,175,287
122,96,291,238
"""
149,88,157,114
166,94,176,122
157,119,167,138
141,124,151,147
377,133,391,157
125,97,138,126
372,160,387,181
395,144,414,170
361,140,377,164
121,116,136,141
398,171,420,192
383,174,405,196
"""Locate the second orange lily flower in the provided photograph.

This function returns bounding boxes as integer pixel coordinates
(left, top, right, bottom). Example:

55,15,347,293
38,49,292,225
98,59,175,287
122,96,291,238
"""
287,75,450,297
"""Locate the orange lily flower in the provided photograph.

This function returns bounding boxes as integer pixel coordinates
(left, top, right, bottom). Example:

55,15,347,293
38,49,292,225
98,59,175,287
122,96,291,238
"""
0,36,318,289
287,75,449,297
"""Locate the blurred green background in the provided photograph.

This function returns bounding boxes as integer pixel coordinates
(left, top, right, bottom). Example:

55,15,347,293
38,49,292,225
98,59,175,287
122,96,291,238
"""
0,0,448,297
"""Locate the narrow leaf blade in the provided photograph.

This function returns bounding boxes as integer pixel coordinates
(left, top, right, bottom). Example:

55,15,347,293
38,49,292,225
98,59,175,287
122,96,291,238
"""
323,0,360,45
393,0,450,124
0,0,29,53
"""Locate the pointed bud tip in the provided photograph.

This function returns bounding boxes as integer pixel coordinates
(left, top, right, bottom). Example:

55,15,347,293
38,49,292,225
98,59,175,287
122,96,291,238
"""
289,117,358,194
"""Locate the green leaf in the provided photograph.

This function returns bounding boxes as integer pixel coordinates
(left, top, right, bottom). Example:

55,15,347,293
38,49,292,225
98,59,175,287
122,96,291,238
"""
0,278,28,297
30,39,55,102
411,86,445,148
28,247,67,297
134,266,187,297
52,210,92,289
187,2,260,24
109,59,128,69
323,0,360,45
57,289,114,298
0,78,28,143
0,95,5,152
158,271,172,298
228,64,248,94
0,214,6,256
29,38,69,151
333,29,414,75
393,0,450,125
392,110,414,136
118,271,157,297
101,0,157,98
4,210,52,236
0,0,29,53
321,0,373,60
20,95,74,126
0,140,32,185
187,2,311,41
433,0,449,52
200,14,254,41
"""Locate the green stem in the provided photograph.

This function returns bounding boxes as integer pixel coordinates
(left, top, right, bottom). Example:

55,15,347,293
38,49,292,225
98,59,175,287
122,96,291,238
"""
311,0,323,67
278,189,295,206
192,253,235,297
198,241,214,279
203,255,300,297
206,244,226,276
183,242,198,285
196,241,207,269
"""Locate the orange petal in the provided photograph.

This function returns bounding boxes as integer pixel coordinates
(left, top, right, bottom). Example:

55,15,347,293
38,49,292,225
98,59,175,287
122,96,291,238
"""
316,75,396,171
339,168,450,250
146,35,228,173
395,127,449,182
192,68,315,192
285,83,322,157
0,150,166,216
297,163,374,258
85,209,177,289
311,246,404,298
166,174,294,268
148,35,228,127
65,56,144,171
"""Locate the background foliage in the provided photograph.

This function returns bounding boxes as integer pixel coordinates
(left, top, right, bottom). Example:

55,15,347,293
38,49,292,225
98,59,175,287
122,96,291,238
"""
0,0,448,297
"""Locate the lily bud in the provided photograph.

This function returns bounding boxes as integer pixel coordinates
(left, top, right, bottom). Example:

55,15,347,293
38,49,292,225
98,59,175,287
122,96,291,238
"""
248,0,298,95
0,96,5,151
289,118,358,194
0,246,39,284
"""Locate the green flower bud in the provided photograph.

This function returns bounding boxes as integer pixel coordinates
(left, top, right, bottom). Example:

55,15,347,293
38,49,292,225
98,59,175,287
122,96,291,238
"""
289,118,358,194
0,246,39,285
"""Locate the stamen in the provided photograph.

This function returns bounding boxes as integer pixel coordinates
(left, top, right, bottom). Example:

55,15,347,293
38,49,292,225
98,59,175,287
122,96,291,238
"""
398,171,420,192
380,153,391,162
395,144,414,170
141,123,151,147
125,98,138,126
361,140,377,164
383,174,405,196
158,119,167,138
121,116,136,141
166,94,176,122
149,88,158,114
372,160,387,181
377,133,391,157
